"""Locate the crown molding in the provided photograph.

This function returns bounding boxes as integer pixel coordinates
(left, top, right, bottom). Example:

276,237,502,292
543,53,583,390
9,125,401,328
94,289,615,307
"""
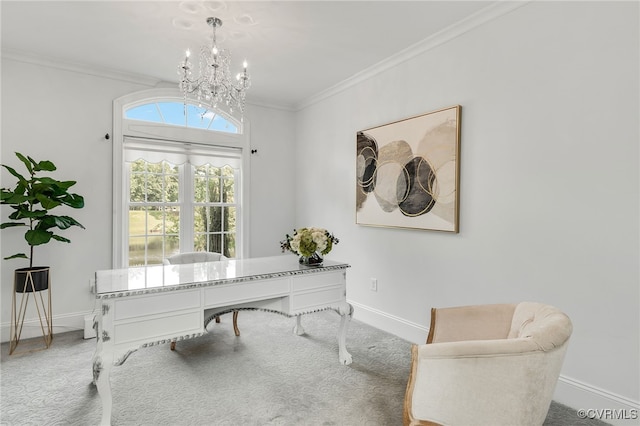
296,1,531,111
1,48,161,87
2,48,295,111
246,97,296,112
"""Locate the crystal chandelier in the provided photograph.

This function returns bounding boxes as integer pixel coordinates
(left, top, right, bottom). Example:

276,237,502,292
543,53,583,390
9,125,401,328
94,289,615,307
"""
178,17,251,119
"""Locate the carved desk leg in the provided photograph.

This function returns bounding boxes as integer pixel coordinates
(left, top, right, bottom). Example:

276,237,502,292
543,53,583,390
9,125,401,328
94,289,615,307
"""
336,302,353,365
92,302,115,426
293,315,306,336
93,351,114,426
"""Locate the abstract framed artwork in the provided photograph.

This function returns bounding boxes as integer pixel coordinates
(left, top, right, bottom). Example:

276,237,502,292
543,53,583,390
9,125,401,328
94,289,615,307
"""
356,105,461,232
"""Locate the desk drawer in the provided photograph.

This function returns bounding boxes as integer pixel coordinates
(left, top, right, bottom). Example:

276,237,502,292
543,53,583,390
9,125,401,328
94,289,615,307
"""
115,290,201,320
204,278,289,307
291,286,344,312
292,271,344,292
114,311,202,344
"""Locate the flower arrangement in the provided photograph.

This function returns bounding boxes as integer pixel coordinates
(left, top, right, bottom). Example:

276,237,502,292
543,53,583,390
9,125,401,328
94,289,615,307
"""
280,227,339,259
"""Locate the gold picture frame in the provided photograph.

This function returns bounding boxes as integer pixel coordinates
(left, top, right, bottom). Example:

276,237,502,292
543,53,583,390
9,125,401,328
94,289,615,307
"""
356,105,461,232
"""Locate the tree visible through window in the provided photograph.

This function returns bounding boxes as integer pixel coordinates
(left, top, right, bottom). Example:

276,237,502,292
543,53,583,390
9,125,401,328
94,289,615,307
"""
127,158,238,266
194,165,236,257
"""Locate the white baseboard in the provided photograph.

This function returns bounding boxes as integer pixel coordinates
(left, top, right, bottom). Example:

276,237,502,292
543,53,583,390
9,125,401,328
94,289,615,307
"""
348,300,640,425
554,377,640,425
349,300,429,344
0,310,93,343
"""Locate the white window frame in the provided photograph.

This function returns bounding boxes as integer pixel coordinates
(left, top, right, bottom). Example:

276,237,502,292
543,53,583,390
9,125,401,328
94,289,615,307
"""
112,88,251,268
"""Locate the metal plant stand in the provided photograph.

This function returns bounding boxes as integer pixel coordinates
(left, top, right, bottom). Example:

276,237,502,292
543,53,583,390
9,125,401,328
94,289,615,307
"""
10,267,52,355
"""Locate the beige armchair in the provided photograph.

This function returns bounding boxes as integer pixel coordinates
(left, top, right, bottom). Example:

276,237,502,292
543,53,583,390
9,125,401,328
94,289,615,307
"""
404,302,572,426
164,252,240,350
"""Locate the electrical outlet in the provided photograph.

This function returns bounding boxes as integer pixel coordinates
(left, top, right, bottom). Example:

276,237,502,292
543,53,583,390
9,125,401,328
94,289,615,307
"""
370,278,378,292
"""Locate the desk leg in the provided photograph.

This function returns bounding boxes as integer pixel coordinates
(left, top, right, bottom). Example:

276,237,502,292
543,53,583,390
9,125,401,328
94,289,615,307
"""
93,352,114,426
337,302,353,365
293,315,305,335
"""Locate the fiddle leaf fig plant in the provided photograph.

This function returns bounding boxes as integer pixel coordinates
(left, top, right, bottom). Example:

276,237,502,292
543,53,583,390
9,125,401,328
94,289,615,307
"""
1,152,85,267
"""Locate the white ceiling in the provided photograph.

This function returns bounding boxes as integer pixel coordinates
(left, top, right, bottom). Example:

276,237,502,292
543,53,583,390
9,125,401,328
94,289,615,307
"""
1,1,493,109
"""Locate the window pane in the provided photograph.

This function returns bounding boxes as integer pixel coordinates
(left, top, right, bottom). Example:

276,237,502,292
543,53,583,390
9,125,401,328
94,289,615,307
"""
157,102,185,126
130,173,146,202
194,206,206,233
226,207,236,232
147,206,163,234
129,236,147,266
164,236,180,259
165,206,180,235
125,104,161,122
186,104,213,129
206,207,223,233
146,235,164,264
208,165,221,177
164,162,179,174
208,177,221,203
194,233,206,251
146,173,163,202
165,175,179,202
224,233,236,258
129,207,146,236
210,114,238,134
207,233,222,253
222,177,234,203
131,159,147,172
194,176,207,203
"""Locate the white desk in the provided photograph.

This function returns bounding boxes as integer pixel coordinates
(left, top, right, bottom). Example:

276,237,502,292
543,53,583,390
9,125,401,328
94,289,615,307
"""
92,255,352,425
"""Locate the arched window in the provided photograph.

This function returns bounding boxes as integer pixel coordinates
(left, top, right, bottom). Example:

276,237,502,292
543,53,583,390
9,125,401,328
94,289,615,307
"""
124,101,239,134
112,89,250,268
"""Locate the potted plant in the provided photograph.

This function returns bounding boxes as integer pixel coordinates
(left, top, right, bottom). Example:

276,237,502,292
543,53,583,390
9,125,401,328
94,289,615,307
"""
1,152,85,292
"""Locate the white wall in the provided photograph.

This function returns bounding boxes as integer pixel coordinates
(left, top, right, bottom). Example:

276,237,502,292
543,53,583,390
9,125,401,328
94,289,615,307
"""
0,59,296,339
244,103,297,258
0,59,148,337
294,0,639,416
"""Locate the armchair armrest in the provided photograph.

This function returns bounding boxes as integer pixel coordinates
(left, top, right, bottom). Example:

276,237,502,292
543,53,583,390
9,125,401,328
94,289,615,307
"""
406,339,569,426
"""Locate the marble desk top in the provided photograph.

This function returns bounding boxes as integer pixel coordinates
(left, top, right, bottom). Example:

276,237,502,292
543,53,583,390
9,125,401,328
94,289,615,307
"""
95,255,349,298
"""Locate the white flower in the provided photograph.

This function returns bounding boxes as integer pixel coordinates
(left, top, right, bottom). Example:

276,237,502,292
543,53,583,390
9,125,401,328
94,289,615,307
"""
290,234,301,253
312,230,327,252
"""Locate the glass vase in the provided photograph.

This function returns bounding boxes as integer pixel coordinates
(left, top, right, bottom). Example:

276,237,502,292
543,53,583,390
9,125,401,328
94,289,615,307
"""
299,252,323,266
